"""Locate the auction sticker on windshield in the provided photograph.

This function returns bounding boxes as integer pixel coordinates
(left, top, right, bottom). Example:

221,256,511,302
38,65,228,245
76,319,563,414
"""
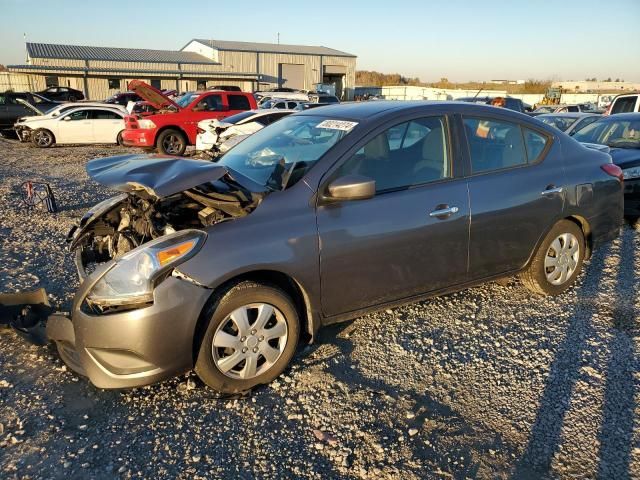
316,120,359,131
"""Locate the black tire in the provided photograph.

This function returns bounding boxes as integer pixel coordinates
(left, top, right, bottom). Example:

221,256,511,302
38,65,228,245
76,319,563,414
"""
116,130,125,146
520,220,585,295
195,281,300,394
31,129,55,148
157,128,187,155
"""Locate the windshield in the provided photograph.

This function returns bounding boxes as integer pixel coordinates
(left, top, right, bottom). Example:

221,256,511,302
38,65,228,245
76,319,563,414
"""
573,118,640,149
217,115,357,190
176,93,199,108
539,116,578,131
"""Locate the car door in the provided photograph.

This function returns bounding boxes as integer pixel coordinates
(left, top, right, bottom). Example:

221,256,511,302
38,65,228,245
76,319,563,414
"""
56,109,93,143
461,114,565,279
316,115,470,317
89,109,124,143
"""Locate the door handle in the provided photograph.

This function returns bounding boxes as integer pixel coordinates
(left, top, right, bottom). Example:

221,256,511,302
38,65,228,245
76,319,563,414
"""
429,206,459,218
541,186,563,196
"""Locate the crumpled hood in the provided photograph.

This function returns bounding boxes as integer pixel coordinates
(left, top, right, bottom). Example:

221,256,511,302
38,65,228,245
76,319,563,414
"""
86,155,228,198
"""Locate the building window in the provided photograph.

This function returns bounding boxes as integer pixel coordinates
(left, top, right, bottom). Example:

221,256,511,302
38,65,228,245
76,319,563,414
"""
45,76,58,87
197,80,207,90
150,79,161,89
108,78,121,90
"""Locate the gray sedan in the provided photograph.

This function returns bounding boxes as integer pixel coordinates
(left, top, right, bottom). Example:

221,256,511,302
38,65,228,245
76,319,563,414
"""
48,101,623,393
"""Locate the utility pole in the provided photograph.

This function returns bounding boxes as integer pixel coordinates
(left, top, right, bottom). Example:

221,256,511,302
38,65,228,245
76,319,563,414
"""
277,32,280,45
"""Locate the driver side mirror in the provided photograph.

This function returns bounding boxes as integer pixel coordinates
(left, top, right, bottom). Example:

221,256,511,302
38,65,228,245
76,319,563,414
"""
63,116,71,121
326,175,376,201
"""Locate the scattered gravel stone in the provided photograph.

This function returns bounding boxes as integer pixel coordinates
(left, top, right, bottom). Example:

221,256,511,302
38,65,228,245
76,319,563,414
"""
1,139,639,479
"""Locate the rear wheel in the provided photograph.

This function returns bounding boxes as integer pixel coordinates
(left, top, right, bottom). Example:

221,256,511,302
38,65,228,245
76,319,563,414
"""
157,129,187,155
520,220,585,295
32,129,55,148
116,130,125,146
195,282,300,394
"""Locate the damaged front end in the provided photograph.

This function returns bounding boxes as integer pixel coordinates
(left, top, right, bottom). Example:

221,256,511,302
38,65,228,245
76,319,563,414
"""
69,155,266,311
41,154,269,388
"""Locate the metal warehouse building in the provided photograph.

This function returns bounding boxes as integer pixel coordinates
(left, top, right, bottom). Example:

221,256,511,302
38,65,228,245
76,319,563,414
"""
6,40,357,100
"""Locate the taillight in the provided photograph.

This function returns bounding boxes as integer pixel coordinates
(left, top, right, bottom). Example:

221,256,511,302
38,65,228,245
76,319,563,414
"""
125,115,139,129
601,163,623,182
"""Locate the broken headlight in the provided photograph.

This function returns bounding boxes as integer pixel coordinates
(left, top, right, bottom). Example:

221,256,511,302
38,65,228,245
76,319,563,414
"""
87,229,206,308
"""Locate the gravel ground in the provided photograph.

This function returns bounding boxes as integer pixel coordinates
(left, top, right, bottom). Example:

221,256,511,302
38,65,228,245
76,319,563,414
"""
1,137,639,479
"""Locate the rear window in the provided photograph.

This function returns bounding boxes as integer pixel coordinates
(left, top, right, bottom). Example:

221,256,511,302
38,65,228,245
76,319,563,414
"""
228,94,251,111
611,96,638,114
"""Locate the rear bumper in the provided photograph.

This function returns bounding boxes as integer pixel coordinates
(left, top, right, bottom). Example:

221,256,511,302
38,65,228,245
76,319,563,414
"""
121,129,156,148
624,178,640,217
47,271,211,389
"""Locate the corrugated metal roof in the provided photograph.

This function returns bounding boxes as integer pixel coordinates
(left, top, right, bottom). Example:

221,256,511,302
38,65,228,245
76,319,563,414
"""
191,39,356,58
7,64,258,78
26,42,219,65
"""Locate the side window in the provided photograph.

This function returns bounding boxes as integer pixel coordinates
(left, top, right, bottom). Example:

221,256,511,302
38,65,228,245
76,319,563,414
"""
89,110,122,120
196,95,223,111
611,96,637,114
66,110,89,121
108,78,121,90
0,94,5,105
463,117,527,173
275,102,286,109
228,95,251,111
337,116,449,193
523,129,549,162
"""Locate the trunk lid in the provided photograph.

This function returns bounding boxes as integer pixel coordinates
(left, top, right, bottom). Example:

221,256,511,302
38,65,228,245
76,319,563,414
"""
127,80,180,110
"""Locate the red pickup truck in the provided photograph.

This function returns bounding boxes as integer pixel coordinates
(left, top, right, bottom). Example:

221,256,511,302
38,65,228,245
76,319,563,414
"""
122,81,257,155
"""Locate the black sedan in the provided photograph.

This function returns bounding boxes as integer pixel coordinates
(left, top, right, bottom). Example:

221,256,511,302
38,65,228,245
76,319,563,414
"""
37,86,85,102
572,112,640,219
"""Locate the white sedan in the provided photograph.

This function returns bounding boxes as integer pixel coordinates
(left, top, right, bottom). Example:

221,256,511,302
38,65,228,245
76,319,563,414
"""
15,102,126,142
26,106,127,148
195,109,294,153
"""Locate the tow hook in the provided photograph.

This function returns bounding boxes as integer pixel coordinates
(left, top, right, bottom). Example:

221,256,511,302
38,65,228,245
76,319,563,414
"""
0,288,56,345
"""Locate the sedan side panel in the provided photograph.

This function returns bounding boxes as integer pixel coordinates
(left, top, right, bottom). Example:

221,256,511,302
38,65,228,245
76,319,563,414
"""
175,182,323,320
467,147,567,279
317,181,470,316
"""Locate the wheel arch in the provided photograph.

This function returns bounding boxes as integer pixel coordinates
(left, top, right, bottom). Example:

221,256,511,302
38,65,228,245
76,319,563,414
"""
191,269,316,364
565,214,593,259
32,128,56,146
154,125,188,148
524,215,593,271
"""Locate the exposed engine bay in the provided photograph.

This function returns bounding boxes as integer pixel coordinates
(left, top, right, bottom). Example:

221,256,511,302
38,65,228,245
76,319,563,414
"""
69,154,267,274
73,183,263,268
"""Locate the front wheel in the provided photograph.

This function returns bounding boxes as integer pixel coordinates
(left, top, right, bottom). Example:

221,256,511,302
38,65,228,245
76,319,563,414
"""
32,129,55,148
195,282,300,394
520,220,585,295
116,130,125,146
157,129,187,155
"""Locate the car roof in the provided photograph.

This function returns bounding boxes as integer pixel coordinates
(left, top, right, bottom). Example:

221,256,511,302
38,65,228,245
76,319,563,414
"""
598,112,640,121
538,112,598,118
294,100,529,122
